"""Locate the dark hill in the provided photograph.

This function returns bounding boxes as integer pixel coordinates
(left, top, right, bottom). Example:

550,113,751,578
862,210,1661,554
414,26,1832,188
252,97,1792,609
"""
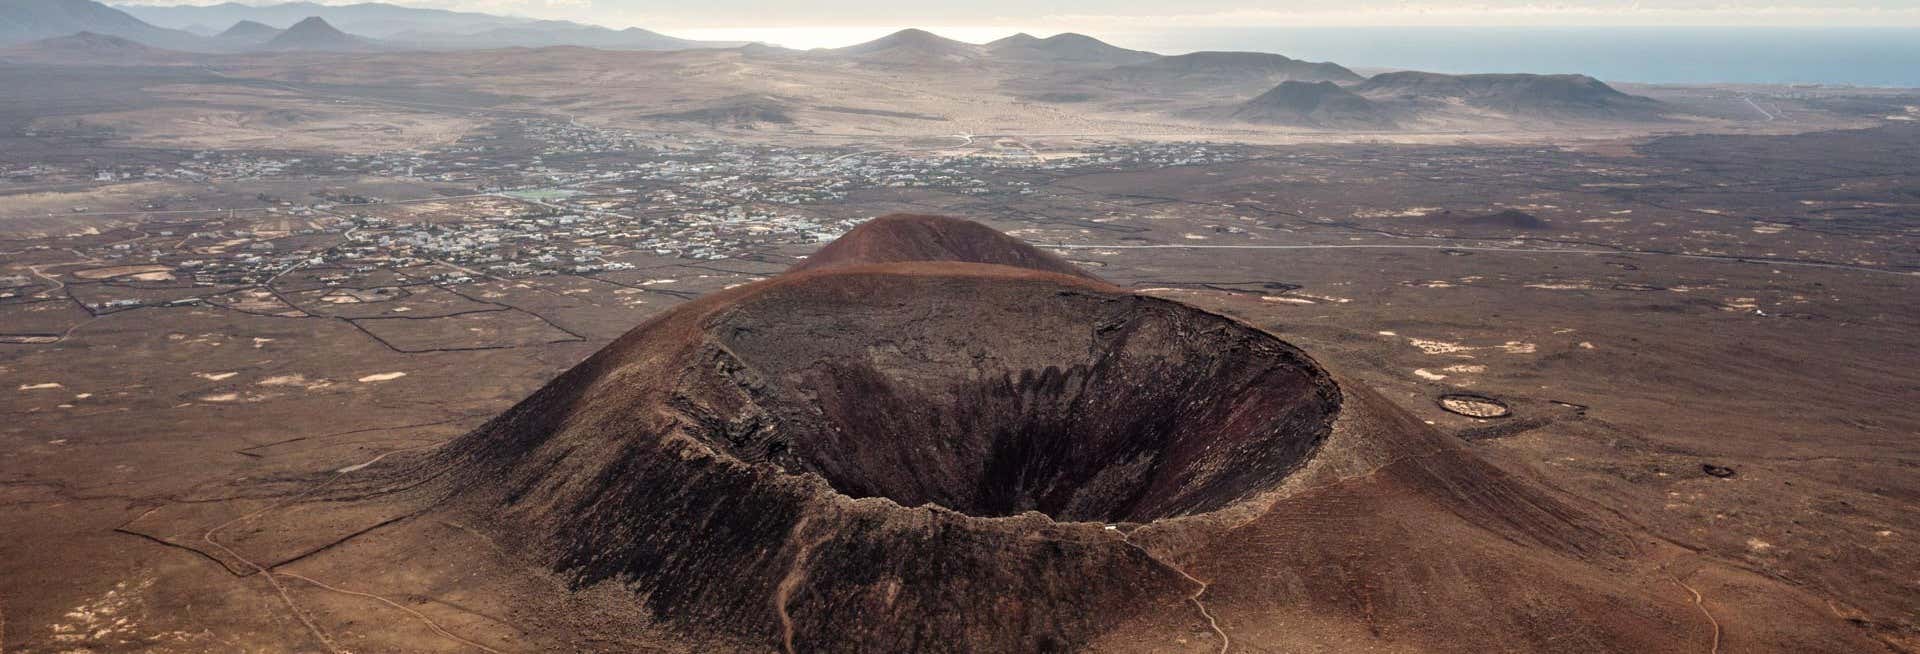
0,30,195,64
1356,71,1667,120
0,0,207,49
827,28,983,62
213,19,280,42
257,16,374,52
985,32,1038,47
791,214,1096,279
986,31,1157,65
1113,50,1364,84
1234,80,1397,129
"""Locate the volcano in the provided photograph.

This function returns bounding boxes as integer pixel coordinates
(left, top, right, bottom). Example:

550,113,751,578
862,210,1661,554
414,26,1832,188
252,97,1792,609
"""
117,214,1878,652
827,28,984,63
265,212,1754,653
1234,80,1398,129
257,16,375,52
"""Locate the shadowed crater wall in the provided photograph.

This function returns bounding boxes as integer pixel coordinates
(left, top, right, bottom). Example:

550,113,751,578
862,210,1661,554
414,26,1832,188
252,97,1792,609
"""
699,274,1339,522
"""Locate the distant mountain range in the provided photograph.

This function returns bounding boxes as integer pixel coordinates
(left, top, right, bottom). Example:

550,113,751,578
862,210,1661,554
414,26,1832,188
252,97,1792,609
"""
0,5,1676,128
116,0,743,50
986,32,1158,65
0,0,743,51
0,29,197,63
1,0,205,50
115,0,524,38
815,28,1306,71
388,21,727,51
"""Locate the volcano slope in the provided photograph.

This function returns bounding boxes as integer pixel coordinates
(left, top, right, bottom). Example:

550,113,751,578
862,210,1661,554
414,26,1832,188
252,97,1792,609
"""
168,214,1874,653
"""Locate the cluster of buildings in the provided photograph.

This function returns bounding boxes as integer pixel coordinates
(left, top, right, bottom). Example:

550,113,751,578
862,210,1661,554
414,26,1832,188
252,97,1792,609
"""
20,115,1253,303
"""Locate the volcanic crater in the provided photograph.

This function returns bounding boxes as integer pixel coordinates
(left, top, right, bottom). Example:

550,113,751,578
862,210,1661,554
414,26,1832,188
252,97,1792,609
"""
338,214,1754,652
698,272,1341,523
406,215,1362,650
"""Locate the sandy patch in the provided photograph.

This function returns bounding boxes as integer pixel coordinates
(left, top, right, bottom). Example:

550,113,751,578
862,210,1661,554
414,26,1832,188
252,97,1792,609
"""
19,382,63,390
1353,207,1441,218
258,374,333,390
1407,338,1535,356
1408,338,1474,355
73,265,172,281
357,372,408,383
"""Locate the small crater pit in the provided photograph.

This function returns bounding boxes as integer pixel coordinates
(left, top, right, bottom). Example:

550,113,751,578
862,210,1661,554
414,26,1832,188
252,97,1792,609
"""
696,275,1341,524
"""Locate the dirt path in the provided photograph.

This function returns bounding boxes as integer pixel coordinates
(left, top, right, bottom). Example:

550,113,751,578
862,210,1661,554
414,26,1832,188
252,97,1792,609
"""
773,514,833,654
1119,531,1229,654
201,441,499,653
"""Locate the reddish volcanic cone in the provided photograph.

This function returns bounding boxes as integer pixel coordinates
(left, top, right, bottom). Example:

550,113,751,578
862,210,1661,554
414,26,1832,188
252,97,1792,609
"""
241,214,1856,653
789,213,1099,279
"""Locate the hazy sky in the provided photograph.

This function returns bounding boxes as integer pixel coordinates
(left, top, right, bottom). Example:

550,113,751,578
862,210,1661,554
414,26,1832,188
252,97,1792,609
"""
154,1,1920,46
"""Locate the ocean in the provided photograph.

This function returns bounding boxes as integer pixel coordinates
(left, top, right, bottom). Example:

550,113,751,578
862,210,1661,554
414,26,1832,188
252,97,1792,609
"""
1103,27,1920,87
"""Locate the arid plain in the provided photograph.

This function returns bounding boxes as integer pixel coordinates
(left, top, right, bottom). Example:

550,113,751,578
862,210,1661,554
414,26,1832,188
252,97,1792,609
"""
2,27,1919,653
